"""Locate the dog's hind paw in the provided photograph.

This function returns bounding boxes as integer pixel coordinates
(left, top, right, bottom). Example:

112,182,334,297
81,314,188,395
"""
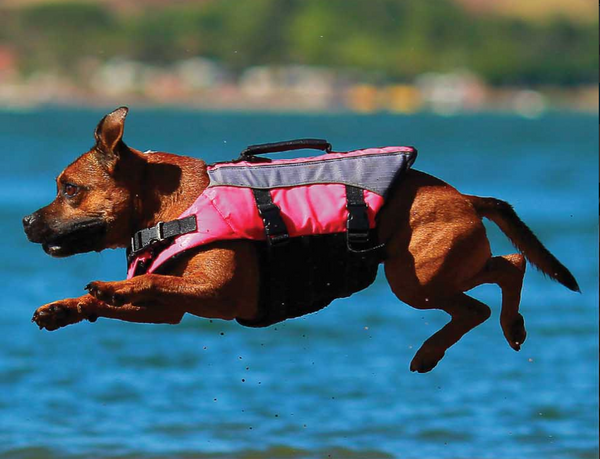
410,347,445,373
502,313,527,352
32,300,84,331
85,281,126,307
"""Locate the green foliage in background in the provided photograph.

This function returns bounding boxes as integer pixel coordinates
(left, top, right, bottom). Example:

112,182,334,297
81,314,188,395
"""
1,0,597,86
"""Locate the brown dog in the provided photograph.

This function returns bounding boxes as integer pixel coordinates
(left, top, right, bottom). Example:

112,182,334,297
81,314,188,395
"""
23,107,579,372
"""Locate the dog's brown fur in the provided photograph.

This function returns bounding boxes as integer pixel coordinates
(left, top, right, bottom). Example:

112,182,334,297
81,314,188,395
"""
23,107,579,372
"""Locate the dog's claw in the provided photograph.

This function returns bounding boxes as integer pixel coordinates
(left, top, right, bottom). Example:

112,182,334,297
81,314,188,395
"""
85,281,103,301
85,282,100,298
85,281,128,307
111,294,125,307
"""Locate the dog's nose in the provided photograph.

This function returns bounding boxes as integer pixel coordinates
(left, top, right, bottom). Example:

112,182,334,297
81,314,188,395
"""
22,213,42,241
23,211,49,243
23,213,36,230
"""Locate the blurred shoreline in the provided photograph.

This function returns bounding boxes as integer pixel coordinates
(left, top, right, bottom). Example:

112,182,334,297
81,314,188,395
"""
1,64,597,117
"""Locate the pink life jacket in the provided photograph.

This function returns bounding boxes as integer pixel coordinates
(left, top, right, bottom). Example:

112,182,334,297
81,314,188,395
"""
127,140,417,327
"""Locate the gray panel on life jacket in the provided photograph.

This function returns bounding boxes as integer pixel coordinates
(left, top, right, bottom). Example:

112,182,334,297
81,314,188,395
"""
207,150,416,197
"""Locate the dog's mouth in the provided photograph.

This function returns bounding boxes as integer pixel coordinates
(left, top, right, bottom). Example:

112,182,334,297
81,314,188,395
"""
41,218,108,258
42,242,77,258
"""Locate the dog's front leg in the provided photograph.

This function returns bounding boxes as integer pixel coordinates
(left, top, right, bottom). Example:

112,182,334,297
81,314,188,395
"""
33,294,184,331
85,273,255,321
84,243,259,322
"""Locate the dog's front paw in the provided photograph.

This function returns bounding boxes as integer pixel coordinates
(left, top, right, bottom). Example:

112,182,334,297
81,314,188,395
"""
32,300,85,331
85,281,126,306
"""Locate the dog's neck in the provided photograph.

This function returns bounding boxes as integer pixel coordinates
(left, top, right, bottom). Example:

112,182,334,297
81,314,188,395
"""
133,150,209,234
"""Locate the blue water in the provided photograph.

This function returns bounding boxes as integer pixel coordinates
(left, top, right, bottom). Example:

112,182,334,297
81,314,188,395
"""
0,109,597,459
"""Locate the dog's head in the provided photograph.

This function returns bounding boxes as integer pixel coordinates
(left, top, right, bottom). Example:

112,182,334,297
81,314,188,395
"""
23,107,145,257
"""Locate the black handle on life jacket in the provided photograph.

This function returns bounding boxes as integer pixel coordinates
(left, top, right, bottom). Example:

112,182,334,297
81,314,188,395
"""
239,139,332,160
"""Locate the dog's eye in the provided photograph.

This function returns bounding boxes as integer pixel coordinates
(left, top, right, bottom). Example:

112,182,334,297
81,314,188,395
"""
63,184,79,197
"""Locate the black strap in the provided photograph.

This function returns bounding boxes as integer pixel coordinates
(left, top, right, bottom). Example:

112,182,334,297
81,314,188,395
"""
129,215,197,258
252,189,289,246
240,139,331,160
250,189,291,325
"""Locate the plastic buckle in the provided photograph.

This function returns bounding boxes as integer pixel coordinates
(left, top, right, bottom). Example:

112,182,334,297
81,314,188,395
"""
131,232,142,253
347,201,370,247
347,202,369,229
154,221,165,242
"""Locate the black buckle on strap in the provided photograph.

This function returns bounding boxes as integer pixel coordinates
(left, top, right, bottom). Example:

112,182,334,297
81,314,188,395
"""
347,203,370,240
129,215,198,257
346,185,372,248
131,221,164,253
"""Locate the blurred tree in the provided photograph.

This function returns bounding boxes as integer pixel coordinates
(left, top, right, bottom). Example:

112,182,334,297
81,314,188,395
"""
2,0,597,86
15,3,119,75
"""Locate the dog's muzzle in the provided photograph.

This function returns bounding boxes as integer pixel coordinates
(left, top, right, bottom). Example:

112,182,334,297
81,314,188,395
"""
23,212,108,257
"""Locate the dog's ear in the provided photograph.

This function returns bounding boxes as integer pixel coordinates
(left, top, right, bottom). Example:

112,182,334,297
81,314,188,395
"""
94,107,129,168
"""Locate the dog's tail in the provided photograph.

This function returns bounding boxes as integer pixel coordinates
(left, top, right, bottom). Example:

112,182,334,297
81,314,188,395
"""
467,195,580,292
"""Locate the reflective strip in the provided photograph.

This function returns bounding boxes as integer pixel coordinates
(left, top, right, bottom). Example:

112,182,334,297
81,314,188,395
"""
207,151,414,197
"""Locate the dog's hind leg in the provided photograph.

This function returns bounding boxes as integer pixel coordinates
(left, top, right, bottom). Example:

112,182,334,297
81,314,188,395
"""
399,292,491,373
384,250,492,373
463,254,526,351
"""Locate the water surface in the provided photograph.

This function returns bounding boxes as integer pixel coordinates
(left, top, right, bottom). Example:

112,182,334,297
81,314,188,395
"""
0,109,597,459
